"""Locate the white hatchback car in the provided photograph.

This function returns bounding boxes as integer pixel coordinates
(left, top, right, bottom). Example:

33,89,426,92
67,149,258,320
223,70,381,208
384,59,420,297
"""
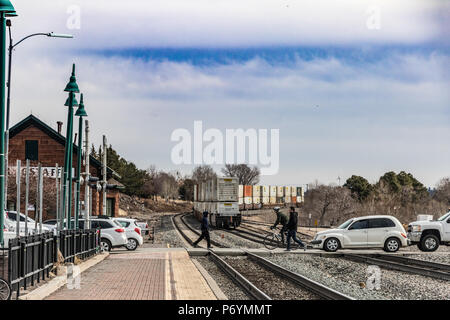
311,215,408,252
112,218,144,251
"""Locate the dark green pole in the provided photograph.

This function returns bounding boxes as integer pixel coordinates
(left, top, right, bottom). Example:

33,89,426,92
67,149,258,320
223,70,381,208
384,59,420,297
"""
74,93,86,229
0,12,6,246
0,0,15,245
62,64,79,230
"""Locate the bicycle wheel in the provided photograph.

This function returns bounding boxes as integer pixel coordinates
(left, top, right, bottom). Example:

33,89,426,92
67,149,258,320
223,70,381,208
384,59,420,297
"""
0,278,11,300
263,233,279,250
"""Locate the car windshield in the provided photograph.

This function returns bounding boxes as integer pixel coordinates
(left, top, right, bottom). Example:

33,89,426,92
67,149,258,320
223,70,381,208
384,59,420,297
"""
437,212,450,221
338,219,353,229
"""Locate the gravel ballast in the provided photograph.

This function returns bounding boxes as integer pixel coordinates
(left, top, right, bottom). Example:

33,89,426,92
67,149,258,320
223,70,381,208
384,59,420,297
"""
224,256,320,300
266,254,450,300
151,214,186,248
193,257,250,300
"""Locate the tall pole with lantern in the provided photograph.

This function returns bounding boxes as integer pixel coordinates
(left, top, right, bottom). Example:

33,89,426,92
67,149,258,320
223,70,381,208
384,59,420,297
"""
74,94,87,229
61,64,79,230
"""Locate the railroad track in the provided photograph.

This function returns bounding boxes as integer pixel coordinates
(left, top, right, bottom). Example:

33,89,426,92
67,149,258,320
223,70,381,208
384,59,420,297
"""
172,213,226,248
341,253,450,281
246,252,354,300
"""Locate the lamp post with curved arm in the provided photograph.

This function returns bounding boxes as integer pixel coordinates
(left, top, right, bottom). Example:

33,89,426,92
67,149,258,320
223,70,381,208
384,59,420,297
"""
4,19,73,211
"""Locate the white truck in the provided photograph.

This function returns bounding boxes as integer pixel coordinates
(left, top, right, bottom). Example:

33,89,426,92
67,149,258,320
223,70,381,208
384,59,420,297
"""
407,211,450,251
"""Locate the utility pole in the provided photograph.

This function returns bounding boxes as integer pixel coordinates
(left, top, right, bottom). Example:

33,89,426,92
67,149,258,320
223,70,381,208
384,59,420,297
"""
84,120,90,229
102,135,107,216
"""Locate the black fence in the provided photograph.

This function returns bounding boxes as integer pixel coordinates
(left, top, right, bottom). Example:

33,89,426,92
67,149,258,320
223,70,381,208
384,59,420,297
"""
3,229,99,299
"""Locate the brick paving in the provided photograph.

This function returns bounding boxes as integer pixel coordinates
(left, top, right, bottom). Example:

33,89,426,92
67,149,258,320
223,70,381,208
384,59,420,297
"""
45,249,216,300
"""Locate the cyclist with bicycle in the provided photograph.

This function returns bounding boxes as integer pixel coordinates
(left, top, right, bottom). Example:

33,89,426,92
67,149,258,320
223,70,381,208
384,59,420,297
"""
270,207,288,244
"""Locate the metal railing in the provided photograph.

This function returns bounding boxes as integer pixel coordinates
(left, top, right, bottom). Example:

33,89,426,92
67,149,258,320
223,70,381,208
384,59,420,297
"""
4,229,99,299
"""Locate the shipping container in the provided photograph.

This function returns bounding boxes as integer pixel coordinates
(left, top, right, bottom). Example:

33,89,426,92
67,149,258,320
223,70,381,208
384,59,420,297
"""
238,185,244,198
269,186,277,197
284,186,291,197
276,186,284,197
284,196,291,203
262,196,270,204
252,185,261,197
244,197,252,205
296,187,304,197
253,196,261,204
269,196,276,204
290,186,297,197
244,185,252,197
296,196,303,203
276,197,284,204
261,185,270,197
238,197,243,205
291,196,297,203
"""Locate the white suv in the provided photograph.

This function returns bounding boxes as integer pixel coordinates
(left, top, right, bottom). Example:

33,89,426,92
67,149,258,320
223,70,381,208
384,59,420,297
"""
79,218,128,251
112,218,144,250
311,215,408,252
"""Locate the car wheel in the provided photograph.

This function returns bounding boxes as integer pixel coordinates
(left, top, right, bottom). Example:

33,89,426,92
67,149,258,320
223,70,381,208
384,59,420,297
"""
384,237,400,253
125,238,138,251
324,238,340,252
420,234,439,252
101,239,112,252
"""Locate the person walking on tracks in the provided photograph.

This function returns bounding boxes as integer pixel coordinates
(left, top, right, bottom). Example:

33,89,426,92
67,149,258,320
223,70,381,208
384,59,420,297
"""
270,207,288,244
286,206,306,251
193,211,212,249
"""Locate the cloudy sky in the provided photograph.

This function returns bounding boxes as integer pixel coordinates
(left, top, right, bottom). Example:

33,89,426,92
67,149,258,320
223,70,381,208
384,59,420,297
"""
7,0,450,187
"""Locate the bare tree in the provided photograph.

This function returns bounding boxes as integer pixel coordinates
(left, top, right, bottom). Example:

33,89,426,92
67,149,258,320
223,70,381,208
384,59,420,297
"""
221,164,260,185
191,165,216,183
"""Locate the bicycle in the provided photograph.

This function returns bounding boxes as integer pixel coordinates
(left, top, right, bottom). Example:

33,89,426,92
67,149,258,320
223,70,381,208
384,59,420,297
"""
0,278,11,300
263,227,305,250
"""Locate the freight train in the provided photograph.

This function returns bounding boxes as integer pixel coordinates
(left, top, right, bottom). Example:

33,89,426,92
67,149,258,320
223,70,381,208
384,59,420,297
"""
239,185,305,210
193,177,241,228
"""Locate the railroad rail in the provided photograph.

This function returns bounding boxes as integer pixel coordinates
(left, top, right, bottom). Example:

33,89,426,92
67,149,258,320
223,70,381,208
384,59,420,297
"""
246,252,355,300
341,253,450,281
209,252,271,300
172,213,227,248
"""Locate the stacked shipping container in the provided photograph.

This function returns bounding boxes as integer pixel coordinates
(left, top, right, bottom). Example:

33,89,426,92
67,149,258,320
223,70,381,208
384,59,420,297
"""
238,184,305,208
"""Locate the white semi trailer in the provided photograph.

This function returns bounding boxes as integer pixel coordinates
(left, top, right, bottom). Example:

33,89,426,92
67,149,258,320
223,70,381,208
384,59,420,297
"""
193,177,241,228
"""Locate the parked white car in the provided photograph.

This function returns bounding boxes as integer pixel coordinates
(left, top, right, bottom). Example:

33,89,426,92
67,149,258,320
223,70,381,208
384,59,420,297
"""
311,215,408,252
1,224,17,249
80,218,127,251
6,211,51,235
112,218,144,250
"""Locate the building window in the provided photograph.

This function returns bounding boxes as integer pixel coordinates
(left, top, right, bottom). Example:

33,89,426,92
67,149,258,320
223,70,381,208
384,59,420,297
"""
25,140,38,160
106,198,115,217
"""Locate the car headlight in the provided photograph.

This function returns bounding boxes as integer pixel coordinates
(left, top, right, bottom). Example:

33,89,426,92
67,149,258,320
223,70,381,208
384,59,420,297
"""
412,225,421,232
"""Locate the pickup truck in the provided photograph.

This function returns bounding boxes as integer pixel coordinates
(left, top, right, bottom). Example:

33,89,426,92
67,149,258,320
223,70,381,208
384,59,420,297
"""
407,211,450,251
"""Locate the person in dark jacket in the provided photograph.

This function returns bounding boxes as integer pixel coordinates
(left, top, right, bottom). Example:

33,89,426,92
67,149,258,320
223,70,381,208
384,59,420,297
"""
270,207,288,243
285,206,305,251
193,211,212,249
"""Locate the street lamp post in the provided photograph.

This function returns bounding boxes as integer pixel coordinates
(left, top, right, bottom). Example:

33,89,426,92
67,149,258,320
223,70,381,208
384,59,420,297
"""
74,94,87,229
0,0,16,247
62,64,79,230
4,20,73,211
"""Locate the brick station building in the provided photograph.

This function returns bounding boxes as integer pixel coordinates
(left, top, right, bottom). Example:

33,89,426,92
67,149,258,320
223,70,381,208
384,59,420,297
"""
8,114,123,219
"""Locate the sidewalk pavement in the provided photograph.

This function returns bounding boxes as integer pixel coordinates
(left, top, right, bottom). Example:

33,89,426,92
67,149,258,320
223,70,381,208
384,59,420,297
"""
45,248,216,300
